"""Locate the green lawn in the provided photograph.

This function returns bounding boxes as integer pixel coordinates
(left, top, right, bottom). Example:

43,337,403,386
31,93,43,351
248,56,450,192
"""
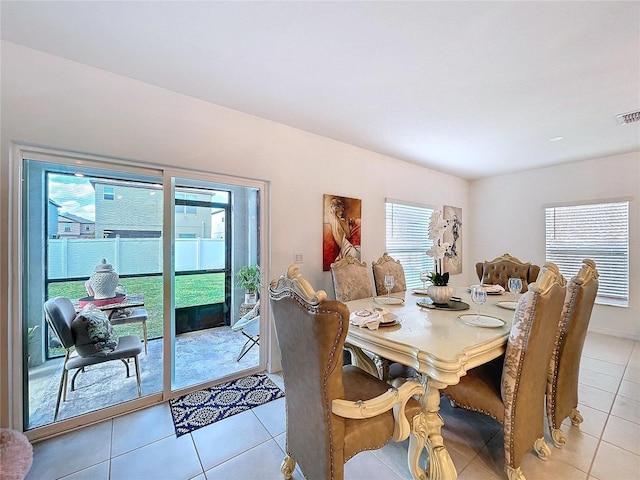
48,273,226,340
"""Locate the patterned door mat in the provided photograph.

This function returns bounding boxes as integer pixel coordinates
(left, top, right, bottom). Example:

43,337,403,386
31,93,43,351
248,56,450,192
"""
169,373,285,437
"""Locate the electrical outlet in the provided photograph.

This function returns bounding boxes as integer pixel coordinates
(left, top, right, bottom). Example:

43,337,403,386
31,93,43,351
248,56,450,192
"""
294,253,304,264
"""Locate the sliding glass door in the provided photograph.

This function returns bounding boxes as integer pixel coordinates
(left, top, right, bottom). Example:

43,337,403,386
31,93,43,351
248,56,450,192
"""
168,175,262,392
17,149,265,438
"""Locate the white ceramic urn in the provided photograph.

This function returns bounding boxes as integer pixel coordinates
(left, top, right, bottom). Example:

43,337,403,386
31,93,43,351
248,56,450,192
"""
427,285,454,305
89,259,119,299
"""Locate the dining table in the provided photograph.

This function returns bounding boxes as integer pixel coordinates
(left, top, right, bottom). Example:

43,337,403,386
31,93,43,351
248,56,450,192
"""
344,287,516,480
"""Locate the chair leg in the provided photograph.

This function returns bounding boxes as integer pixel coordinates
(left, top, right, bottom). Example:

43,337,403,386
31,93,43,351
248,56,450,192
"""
505,465,526,480
281,455,296,480
142,319,148,355
236,333,259,361
569,408,583,426
534,437,551,460
133,355,142,396
70,368,84,392
550,427,566,448
54,368,68,421
120,358,131,377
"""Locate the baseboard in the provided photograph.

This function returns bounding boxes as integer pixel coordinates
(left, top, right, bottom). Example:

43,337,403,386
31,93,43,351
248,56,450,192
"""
589,325,640,342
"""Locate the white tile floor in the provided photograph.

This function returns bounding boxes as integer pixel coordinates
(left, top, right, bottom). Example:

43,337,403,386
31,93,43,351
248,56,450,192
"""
26,332,640,480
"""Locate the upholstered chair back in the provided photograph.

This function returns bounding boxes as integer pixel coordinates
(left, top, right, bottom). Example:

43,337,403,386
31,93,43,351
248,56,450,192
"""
330,256,374,302
372,253,406,295
546,259,599,447
270,267,347,479
443,262,566,478
269,265,425,480
501,262,566,470
475,253,540,293
43,297,77,350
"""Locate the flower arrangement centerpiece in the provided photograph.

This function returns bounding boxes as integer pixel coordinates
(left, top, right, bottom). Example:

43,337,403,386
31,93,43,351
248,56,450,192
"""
426,210,454,304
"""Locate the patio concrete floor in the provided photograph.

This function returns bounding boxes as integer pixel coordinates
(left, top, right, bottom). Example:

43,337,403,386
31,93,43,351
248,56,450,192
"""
27,326,260,429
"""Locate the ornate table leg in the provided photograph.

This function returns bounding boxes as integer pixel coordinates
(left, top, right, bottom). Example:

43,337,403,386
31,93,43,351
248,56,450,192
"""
343,342,381,378
408,375,457,480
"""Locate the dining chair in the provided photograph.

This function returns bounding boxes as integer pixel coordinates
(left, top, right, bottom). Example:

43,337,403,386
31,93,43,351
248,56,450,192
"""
44,297,143,421
269,265,427,480
329,256,374,302
372,252,406,295
442,262,567,480
475,253,540,293
231,300,260,361
547,259,599,448
330,256,387,376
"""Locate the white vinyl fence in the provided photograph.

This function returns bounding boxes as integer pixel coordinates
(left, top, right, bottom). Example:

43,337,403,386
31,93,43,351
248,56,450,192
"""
48,237,226,279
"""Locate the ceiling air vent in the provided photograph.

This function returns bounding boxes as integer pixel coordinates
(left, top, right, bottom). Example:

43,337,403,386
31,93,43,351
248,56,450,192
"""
616,110,640,125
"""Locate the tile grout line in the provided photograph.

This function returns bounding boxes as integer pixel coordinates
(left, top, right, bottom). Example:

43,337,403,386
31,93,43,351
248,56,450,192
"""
583,346,636,479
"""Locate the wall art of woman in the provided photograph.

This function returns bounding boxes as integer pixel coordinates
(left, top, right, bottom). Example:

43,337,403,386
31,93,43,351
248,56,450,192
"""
322,195,362,271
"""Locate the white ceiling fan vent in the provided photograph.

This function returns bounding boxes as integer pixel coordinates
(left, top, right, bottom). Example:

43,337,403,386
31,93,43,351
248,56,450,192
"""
615,110,640,125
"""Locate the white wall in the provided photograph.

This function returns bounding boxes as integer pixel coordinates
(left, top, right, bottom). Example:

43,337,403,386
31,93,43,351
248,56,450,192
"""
470,151,640,340
3,41,637,430
0,42,470,426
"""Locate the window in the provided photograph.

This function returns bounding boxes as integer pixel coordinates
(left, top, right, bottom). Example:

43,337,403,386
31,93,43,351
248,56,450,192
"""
63,224,70,232
385,200,434,289
175,193,198,214
103,186,115,200
545,200,629,306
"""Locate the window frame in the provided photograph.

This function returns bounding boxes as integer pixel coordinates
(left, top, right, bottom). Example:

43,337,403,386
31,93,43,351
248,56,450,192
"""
544,199,630,307
103,186,115,200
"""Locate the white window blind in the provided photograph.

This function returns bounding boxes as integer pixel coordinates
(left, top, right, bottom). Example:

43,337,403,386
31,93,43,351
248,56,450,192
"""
545,201,629,306
385,201,433,290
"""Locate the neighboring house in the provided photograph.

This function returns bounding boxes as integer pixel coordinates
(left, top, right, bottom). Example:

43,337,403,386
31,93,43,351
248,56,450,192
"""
57,212,95,239
92,179,213,238
48,200,60,239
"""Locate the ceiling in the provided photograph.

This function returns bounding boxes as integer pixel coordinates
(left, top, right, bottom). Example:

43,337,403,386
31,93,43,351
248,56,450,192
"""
1,1,639,180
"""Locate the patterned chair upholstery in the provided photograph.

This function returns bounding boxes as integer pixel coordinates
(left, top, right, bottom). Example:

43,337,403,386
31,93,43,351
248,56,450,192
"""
546,259,599,448
475,253,540,293
372,253,407,295
330,256,374,302
269,265,426,480
442,263,566,480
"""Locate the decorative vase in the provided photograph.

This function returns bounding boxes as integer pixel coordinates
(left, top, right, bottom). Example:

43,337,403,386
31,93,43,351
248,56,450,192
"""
427,285,454,305
88,258,119,299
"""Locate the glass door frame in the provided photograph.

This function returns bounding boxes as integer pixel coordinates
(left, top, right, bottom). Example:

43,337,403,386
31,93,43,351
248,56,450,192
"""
163,169,268,398
9,144,270,441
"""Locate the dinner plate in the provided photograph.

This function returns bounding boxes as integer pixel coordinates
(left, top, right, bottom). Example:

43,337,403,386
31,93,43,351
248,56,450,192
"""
379,314,400,327
458,314,506,328
374,296,404,305
412,288,430,295
496,301,517,310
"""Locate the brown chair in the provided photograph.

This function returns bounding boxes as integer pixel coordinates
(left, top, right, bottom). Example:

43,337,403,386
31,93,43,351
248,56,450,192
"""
44,297,143,421
372,253,407,295
269,265,427,480
475,253,540,293
546,259,599,448
330,256,387,376
330,256,374,302
442,263,566,480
